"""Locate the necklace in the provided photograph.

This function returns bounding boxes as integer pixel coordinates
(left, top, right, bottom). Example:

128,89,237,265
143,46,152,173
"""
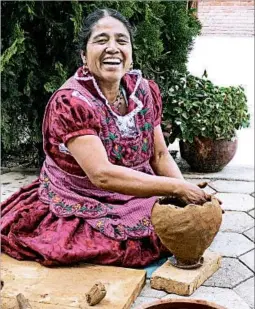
110,87,127,113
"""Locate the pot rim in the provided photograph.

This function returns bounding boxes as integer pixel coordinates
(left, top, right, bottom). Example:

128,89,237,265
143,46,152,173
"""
135,298,227,309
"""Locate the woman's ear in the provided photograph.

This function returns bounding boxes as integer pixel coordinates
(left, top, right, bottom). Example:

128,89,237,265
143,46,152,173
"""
80,50,86,64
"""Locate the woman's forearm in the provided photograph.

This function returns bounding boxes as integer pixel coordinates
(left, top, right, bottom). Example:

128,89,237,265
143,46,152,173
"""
93,163,183,197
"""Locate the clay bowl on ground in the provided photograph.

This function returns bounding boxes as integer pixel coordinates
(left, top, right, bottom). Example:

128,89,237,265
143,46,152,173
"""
136,298,227,309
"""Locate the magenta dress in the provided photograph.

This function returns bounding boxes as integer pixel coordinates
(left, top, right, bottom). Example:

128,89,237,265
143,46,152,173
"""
1,67,169,267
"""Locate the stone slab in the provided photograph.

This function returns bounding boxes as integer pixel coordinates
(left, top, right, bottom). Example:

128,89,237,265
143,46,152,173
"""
162,286,251,309
239,249,255,272
209,232,254,257
203,257,253,288
244,227,255,242
215,193,255,212
1,254,146,309
234,277,255,309
209,180,254,194
150,250,221,296
220,211,254,233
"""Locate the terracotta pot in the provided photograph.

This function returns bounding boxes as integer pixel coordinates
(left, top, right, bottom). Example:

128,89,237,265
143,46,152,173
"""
136,298,227,309
151,196,222,267
179,137,238,172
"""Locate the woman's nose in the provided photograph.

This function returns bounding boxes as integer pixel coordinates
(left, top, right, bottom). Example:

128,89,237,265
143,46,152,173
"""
105,40,119,53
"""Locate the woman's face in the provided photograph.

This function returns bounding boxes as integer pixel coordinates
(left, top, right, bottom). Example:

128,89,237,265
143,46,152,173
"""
84,16,133,84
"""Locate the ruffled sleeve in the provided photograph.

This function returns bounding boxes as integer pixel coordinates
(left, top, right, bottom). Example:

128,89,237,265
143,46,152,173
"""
45,90,101,145
148,80,163,127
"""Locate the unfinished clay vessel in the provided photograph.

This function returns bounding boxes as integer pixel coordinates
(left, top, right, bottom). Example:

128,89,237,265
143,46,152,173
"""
151,196,222,268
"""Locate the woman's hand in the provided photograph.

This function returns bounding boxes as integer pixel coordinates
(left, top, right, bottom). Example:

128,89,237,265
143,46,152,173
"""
176,181,212,206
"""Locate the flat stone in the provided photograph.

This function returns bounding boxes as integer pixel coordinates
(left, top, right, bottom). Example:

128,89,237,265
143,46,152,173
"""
209,232,254,257
244,227,255,242
140,280,167,298
215,193,254,212
234,278,255,309
150,250,221,296
248,208,255,218
203,258,253,288
162,286,251,309
1,254,145,309
220,211,254,233
131,297,159,309
209,180,254,194
239,250,255,272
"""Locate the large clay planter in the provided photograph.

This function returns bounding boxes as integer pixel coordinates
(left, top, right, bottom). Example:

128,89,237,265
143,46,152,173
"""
136,298,227,309
151,196,222,268
179,136,238,172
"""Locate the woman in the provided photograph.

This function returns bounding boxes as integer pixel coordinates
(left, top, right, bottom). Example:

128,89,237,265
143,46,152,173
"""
1,8,211,267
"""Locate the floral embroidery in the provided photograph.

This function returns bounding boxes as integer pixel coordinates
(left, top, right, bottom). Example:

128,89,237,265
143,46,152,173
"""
41,172,104,216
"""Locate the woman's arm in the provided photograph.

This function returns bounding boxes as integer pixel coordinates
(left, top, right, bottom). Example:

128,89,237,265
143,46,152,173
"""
67,135,210,205
150,125,184,179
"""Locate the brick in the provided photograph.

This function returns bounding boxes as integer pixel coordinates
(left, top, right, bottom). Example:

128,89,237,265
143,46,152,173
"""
209,180,254,194
239,249,255,272
244,227,255,242
203,257,253,288
220,211,254,233
150,250,221,296
215,193,254,212
248,208,255,218
234,278,255,309
209,232,254,257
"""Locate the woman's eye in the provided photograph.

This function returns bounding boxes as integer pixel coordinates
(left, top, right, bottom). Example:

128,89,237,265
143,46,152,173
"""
97,40,107,44
118,39,128,45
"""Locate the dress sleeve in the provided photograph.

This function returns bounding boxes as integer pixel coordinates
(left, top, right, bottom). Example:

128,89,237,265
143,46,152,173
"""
148,80,163,127
46,90,101,145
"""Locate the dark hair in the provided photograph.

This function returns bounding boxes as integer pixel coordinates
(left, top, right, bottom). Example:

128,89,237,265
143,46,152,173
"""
78,8,134,52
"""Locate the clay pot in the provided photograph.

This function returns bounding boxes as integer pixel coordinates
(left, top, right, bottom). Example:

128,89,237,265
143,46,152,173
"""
136,298,227,309
179,136,238,172
151,196,222,268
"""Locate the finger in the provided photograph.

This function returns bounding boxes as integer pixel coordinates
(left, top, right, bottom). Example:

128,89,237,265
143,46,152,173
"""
197,181,208,189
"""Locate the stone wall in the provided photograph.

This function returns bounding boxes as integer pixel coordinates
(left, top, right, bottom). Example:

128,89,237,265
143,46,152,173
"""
197,0,254,36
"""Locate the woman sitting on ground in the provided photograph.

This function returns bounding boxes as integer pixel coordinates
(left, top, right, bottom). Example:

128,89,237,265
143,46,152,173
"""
1,8,212,267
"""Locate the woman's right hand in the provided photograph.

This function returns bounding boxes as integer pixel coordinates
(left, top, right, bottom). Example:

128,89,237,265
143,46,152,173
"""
176,181,211,206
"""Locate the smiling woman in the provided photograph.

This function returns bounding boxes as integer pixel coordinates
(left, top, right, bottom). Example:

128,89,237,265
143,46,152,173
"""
1,8,212,267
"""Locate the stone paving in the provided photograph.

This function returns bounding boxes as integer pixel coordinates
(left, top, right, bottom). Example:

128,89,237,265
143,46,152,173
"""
1,170,254,309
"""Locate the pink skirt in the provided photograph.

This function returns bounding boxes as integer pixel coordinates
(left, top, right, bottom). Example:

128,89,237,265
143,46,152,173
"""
1,180,169,267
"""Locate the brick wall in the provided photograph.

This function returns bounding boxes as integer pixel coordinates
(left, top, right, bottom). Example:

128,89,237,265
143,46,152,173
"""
197,0,254,36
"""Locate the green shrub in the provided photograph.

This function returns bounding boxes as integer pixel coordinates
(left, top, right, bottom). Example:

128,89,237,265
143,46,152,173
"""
1,1,201,166
162,71,250,144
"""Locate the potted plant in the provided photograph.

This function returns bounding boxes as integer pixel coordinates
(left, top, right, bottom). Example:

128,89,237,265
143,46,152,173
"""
162,70,250,172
